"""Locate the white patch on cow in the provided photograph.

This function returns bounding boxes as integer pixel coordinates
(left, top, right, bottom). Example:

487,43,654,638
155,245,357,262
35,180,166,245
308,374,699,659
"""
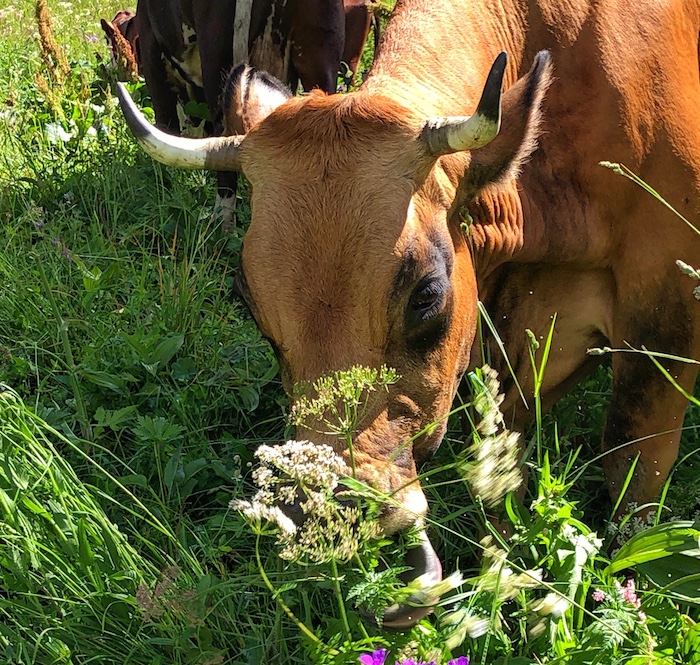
162,23,203,93
401,487,428,519
249,6,291,83
181,22,196,45
212,194,238,231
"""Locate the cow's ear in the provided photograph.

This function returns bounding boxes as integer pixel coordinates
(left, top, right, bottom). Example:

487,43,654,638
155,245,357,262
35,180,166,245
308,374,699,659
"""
463,51,552,197
100,18,117,43
222,65,293,135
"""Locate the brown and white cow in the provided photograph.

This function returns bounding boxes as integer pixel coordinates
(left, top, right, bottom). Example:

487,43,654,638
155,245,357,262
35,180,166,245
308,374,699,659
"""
117,0,700,627
101,0,377,225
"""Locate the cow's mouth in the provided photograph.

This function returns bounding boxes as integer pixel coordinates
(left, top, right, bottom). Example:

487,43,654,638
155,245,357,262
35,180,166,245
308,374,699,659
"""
380,528,443,629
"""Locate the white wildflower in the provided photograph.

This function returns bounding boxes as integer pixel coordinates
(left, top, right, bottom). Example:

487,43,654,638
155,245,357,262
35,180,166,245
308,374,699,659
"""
463,366,522,507
233,440,378,564
530,592,570,617
441,607,490,649
478,536,544,601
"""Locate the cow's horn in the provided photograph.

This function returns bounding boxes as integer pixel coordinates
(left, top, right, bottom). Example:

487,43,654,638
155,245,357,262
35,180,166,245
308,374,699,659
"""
116,83,244,172
421,51,507,155
381,528,443,629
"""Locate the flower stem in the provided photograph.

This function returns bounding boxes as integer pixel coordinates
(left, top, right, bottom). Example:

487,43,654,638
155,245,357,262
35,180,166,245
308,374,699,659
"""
255,535,338,655
330,557,352,640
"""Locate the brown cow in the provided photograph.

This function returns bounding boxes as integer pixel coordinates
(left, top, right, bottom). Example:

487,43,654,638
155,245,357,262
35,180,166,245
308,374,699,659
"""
117,0,700,627
101,0,378,225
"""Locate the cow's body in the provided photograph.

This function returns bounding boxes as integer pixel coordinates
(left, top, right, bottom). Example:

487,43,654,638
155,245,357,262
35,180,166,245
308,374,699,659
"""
118,0,700,625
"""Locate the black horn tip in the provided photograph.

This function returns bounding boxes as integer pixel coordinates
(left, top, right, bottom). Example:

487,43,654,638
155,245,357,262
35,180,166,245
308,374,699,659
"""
475,51,508,123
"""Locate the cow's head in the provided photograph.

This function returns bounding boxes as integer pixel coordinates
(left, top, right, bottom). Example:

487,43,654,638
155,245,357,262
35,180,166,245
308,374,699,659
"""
117,52,551,626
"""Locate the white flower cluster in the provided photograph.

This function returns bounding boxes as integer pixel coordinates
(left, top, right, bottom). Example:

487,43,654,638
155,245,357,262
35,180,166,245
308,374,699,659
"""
479,536,544,601
232,440,381,564
607,502,657,545
466,366,522,507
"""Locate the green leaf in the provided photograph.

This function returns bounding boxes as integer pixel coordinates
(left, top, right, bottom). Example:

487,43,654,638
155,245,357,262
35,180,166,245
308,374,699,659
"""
237,384,260,412
77,518,95,567
21,496,52,520
79,369,128,395
163,446,181,492
117,474,149,488
148,333,185,367
171,356,198,381
682,620,700,664
606,520,700,572
606,520,700,604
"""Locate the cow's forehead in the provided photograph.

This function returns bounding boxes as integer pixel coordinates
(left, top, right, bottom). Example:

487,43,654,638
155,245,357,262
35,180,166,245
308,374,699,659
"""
240,91,429,184
237,92,457,376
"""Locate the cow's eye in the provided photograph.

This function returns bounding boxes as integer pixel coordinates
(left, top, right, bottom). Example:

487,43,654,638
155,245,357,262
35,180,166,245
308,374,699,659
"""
409,277,446,322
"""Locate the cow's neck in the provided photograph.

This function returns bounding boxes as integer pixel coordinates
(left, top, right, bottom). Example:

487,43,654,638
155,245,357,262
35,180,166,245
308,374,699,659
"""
464,159,596,279
364,0,597,275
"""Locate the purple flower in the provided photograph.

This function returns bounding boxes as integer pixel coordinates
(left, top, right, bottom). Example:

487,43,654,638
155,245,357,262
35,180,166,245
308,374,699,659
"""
360,650,387,665
359,653,467,665
85,33,99,43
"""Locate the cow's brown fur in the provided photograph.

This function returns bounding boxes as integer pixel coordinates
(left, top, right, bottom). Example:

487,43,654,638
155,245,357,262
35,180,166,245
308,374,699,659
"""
232,0,700,532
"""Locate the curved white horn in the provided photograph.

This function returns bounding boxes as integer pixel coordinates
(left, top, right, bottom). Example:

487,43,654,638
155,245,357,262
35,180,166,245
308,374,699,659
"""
421,51,507,155
116,83,244,172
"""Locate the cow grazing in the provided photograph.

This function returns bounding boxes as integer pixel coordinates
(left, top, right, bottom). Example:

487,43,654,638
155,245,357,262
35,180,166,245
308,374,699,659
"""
101,0,378,226
117,0,700,628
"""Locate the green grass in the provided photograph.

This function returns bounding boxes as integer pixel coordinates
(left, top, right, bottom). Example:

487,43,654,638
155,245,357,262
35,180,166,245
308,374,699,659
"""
1,1,699,663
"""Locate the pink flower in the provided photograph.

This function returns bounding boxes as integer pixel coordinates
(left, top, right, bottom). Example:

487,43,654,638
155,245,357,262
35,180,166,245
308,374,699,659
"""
592,589,606,602
620,579,641,608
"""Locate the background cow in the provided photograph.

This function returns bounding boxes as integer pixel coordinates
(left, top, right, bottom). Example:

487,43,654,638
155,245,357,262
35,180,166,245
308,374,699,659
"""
101,0,378,225
117,0,700,628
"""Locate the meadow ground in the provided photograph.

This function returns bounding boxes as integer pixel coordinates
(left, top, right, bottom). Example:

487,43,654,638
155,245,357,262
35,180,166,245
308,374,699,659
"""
0,1,699,664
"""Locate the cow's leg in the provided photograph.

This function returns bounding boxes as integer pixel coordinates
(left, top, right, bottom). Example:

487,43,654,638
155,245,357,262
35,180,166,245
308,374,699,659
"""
195,15,236,228
342,1,373,85
290,0,345,93
602,339,698,522
137,15,179,132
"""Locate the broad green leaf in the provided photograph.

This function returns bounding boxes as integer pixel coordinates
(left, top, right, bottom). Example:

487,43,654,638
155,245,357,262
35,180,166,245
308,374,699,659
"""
79,369,127,395
606,521,700,573
147,332,185,367
117,474,149,488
